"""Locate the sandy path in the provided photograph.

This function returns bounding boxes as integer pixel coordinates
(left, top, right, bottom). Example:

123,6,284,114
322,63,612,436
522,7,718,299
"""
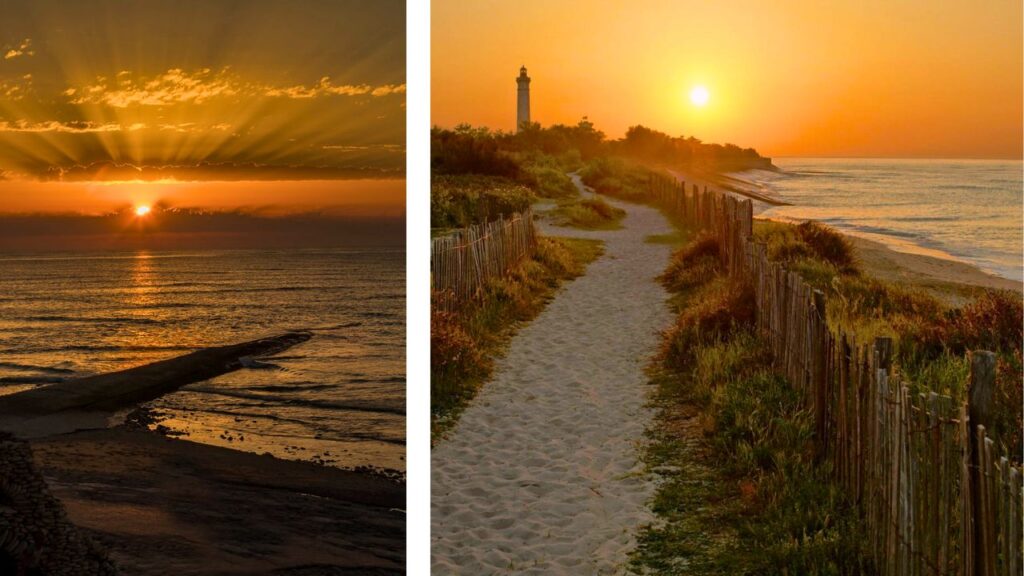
431,175,674,574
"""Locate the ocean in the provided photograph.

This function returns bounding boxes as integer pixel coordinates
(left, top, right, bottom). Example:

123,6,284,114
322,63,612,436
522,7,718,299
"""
729,158,1023,282
0,248,405,473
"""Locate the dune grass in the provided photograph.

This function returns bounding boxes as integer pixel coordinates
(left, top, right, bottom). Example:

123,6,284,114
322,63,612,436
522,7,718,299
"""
579,156,659,204
644,231,685,245
517,151,582,199
431,236,603,439
631,233,867,574
551,196,626,230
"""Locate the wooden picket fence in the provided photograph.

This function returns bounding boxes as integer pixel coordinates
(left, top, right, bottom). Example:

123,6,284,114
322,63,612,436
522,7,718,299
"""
431,208,538,311
646,173,1023,575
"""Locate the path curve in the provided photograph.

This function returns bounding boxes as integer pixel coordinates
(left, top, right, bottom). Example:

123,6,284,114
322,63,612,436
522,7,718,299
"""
432,175,674,574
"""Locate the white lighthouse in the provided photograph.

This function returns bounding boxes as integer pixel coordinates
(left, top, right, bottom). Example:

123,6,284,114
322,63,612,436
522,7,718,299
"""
516,65,531,131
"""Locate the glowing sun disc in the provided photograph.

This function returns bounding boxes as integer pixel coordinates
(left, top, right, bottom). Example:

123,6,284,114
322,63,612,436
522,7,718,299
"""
690,85,710,107
135,205,152,217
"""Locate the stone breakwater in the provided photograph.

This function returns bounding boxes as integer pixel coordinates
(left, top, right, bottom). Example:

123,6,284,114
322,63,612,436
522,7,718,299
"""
0,431,117,575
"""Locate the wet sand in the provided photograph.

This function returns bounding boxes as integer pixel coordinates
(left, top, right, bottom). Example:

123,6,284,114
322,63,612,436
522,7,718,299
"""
846,235,1021,304
32,428,405,575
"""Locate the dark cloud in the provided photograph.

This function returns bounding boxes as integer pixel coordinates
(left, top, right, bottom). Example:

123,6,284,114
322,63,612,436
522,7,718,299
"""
0,209,404,250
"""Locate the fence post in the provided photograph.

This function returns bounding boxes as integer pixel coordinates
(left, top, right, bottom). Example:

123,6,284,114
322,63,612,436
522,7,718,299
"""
872,336,894,570
812,289,828,460
968,350,996,576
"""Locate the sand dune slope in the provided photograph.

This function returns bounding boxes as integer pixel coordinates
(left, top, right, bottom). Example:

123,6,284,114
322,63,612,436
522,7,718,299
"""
432,177,674,574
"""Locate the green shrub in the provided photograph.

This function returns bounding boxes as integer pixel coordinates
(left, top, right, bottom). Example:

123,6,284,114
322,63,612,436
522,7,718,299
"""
431,125,522,178
553,196,626,229
995,350,1023,458
431,174,535,229
796,221,857,273
525,164,578,198
579,157,656,203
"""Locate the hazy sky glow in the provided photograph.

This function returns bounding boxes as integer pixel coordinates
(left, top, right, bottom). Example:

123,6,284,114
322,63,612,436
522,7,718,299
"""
433,0,1022,159
0,0,405,248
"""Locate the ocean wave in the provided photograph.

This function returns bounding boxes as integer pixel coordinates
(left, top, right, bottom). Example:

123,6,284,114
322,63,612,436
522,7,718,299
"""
16,344,193,353
248,383,337,392
21,315,163,325
185,386,405,416
0,361,75,374
239,357,282,370
0,375,65,384
889,215,958,223
347,376,405,384
152,405,406,446
308,322,364,331
171,286,321,295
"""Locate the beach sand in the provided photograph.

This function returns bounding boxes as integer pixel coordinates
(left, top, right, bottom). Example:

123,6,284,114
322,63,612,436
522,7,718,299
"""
846,235,1021,304
31,427,405,575
431,175,674,574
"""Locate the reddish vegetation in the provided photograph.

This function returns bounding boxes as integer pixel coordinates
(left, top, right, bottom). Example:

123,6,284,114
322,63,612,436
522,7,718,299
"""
945,289,1023,353
898,288,1023,360
431,306,487,394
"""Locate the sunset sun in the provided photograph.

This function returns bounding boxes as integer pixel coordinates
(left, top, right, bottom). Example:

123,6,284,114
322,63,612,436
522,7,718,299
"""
134,205,152,217
690,85,710,107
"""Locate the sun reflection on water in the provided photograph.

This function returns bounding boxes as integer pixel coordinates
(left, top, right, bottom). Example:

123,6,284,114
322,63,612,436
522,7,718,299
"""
126,251,157,309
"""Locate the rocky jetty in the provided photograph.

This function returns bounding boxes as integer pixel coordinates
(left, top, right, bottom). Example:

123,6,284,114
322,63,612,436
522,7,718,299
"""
0,431,117,575
0,331,313,438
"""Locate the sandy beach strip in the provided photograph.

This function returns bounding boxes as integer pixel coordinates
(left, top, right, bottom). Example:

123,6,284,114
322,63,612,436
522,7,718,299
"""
431,175,674,574
846,235,1021,303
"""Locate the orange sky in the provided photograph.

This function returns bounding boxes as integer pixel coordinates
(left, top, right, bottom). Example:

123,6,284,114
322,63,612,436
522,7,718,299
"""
432,0,1023,159
0,179,405,217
